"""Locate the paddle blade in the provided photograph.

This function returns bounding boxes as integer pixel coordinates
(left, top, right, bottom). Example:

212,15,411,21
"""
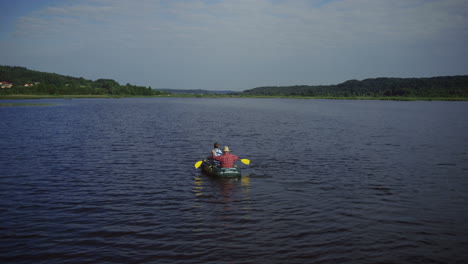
194,160,203,169
241,159,250,165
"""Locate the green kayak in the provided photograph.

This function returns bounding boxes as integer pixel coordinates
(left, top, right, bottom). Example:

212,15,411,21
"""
201,160,241,177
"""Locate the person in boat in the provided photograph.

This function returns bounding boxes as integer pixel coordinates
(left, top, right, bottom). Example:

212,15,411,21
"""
212,146,239,168
212,143,223,157
209,143,223,166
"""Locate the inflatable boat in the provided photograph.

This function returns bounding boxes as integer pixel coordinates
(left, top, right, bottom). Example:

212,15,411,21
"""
201,160,241,177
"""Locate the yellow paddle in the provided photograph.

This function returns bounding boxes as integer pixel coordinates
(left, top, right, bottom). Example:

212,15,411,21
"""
194,158,250,169
194,160,203,169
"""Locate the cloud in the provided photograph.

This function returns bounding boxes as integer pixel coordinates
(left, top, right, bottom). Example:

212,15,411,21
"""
1,0,467,90
9,0,468,52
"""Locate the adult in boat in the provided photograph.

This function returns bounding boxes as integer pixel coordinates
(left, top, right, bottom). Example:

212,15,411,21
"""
212,146,239,168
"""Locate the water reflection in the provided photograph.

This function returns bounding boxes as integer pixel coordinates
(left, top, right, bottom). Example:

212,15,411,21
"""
193,175,205,198
191,175,253,234
192,175,251,208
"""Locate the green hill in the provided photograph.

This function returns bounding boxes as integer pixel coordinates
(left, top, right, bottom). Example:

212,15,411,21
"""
3,65,467,98
0,65,167,96
242,76,468,98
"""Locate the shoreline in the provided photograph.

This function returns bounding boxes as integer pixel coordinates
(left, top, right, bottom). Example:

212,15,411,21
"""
1,94,467,101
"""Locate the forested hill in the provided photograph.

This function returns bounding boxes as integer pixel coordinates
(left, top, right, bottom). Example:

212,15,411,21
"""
0,65,166,96
242,76,468,98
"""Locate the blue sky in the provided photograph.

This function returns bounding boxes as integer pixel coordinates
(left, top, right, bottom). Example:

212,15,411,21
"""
1,0,467,91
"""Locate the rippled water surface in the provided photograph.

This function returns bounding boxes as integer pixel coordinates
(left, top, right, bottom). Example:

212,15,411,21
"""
1,98,468,263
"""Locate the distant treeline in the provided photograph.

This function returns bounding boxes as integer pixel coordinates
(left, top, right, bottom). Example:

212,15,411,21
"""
0,66,167,96
159,88,237,95
242,76,468,97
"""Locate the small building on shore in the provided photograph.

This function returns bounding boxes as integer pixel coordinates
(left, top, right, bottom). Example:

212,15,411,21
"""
1,81,13,89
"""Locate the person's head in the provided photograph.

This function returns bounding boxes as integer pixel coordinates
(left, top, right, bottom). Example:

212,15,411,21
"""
214,143,219,148
223,146,230,152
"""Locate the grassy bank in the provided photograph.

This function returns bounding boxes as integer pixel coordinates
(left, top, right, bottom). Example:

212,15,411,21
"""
181,94,468,101
1,94,467,101
0,94,115,100
0,102,57,107
239,95,468,101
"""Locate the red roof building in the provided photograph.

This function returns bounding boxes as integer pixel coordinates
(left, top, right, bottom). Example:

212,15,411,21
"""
1,81,13,88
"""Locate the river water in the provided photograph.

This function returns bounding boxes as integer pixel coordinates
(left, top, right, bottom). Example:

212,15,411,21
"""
1,98,467,263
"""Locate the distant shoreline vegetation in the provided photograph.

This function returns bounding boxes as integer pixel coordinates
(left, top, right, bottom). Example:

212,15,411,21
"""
241,76,468,99
0,66,168,96
1,65,467,101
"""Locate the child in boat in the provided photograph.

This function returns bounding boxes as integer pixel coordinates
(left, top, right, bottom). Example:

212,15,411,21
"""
212,143,223,157
210,143,223,166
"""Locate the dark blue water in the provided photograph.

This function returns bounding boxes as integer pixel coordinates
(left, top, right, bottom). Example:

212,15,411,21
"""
1,98,467,263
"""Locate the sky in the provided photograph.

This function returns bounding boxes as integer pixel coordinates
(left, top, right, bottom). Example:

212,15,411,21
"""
0,0,467,91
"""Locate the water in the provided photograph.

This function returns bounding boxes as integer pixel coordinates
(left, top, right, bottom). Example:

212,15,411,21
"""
1,98,467,263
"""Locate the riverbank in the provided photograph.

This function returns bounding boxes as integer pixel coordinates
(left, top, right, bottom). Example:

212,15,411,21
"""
1,94,467,101
235,95,468,101
0,102,57,107
0,94,115,100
